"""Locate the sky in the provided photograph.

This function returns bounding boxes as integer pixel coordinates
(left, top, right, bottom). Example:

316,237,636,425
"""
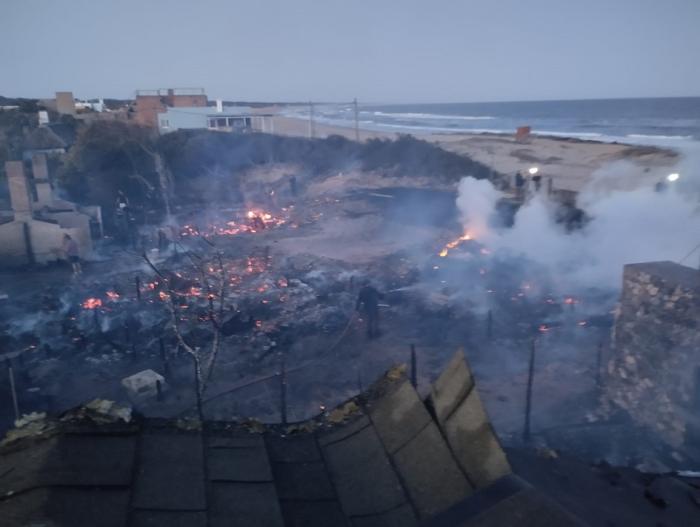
1,0,700,103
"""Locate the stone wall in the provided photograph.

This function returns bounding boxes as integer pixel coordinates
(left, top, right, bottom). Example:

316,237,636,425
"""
604,261,700,448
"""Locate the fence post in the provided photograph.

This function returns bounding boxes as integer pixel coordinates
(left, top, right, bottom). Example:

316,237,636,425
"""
596,342,604,389
279,353,288,425
6,359,19,422
523,338,537,442
159,338,170,378
410,344,417,388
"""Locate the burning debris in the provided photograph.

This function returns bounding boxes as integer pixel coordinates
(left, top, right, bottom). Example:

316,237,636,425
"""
438,232,472,257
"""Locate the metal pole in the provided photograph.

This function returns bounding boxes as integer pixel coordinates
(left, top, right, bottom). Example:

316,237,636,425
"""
353,98,360,142
523,338,537,442
6,359,19,421
410,344,417,388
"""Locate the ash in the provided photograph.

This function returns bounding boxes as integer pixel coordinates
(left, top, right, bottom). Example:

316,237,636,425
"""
0,167,647,467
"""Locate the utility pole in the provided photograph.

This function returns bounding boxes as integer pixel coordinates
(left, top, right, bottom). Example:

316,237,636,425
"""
308,101,315,139
353,98,360,142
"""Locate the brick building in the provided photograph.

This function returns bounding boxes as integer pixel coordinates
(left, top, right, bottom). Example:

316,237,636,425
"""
132,88,208,127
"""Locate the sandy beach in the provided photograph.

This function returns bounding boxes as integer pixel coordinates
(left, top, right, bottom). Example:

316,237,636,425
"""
269,115,680,193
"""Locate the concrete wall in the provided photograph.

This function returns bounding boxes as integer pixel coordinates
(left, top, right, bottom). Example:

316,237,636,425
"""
604,262,700,448
55,92,76,115
0,221,30,266
6,161,32,220
31,154,53,206
428,350,512,488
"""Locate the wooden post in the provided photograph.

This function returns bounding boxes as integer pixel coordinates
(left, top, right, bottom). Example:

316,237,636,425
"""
596,342,604,389
159,338,170,377
279,353,288,425
6,359,19,422
410,344,417,388
486,309,493,340
193,355,204,421
523,338,537,442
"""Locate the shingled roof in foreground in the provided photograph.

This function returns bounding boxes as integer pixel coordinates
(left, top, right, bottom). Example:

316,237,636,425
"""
0,351,584,526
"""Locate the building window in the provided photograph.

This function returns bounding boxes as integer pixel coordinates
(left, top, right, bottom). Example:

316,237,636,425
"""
160,119,170,128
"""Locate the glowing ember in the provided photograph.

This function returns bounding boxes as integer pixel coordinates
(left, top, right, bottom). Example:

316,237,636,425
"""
105,291,120,301
82,298,102,309
181,208,287,238
438,232,472,257
538,324,550,333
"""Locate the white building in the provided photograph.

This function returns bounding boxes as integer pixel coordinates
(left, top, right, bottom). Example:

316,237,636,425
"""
156,102,273,134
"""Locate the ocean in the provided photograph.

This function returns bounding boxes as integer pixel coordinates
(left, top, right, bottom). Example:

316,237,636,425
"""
287,97,700,144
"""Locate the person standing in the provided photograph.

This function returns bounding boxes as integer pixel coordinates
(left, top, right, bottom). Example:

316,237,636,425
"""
356,281,384,339
515,172,525,200
62,234,81,275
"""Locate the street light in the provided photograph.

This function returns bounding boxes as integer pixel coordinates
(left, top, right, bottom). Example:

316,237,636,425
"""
667,173,680,182
528,167,539,176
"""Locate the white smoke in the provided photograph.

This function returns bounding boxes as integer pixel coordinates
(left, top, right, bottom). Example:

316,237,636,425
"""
456,176,503,237
456,148,700,291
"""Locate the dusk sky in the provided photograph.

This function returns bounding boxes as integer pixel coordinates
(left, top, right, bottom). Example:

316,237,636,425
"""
2,0,699,103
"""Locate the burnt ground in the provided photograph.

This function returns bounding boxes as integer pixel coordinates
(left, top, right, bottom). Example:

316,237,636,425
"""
507,447,700,527
0,165,684,472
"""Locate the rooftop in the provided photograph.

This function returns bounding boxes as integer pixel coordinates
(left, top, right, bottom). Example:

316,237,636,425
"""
0,352,581,527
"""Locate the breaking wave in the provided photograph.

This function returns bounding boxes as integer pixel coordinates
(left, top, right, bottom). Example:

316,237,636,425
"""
370,111,495,121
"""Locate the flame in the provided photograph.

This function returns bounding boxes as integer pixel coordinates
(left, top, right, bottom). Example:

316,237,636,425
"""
105,291,120,301
82,298,102,309
438,232,472,257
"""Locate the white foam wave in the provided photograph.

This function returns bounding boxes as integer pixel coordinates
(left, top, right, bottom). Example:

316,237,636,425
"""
370,111,495,121
626,133,694,140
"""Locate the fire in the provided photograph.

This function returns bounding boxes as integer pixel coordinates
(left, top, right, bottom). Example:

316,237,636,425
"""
82,298,102,309
105,291,120,301
181,208,287,238
438,232,472,257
